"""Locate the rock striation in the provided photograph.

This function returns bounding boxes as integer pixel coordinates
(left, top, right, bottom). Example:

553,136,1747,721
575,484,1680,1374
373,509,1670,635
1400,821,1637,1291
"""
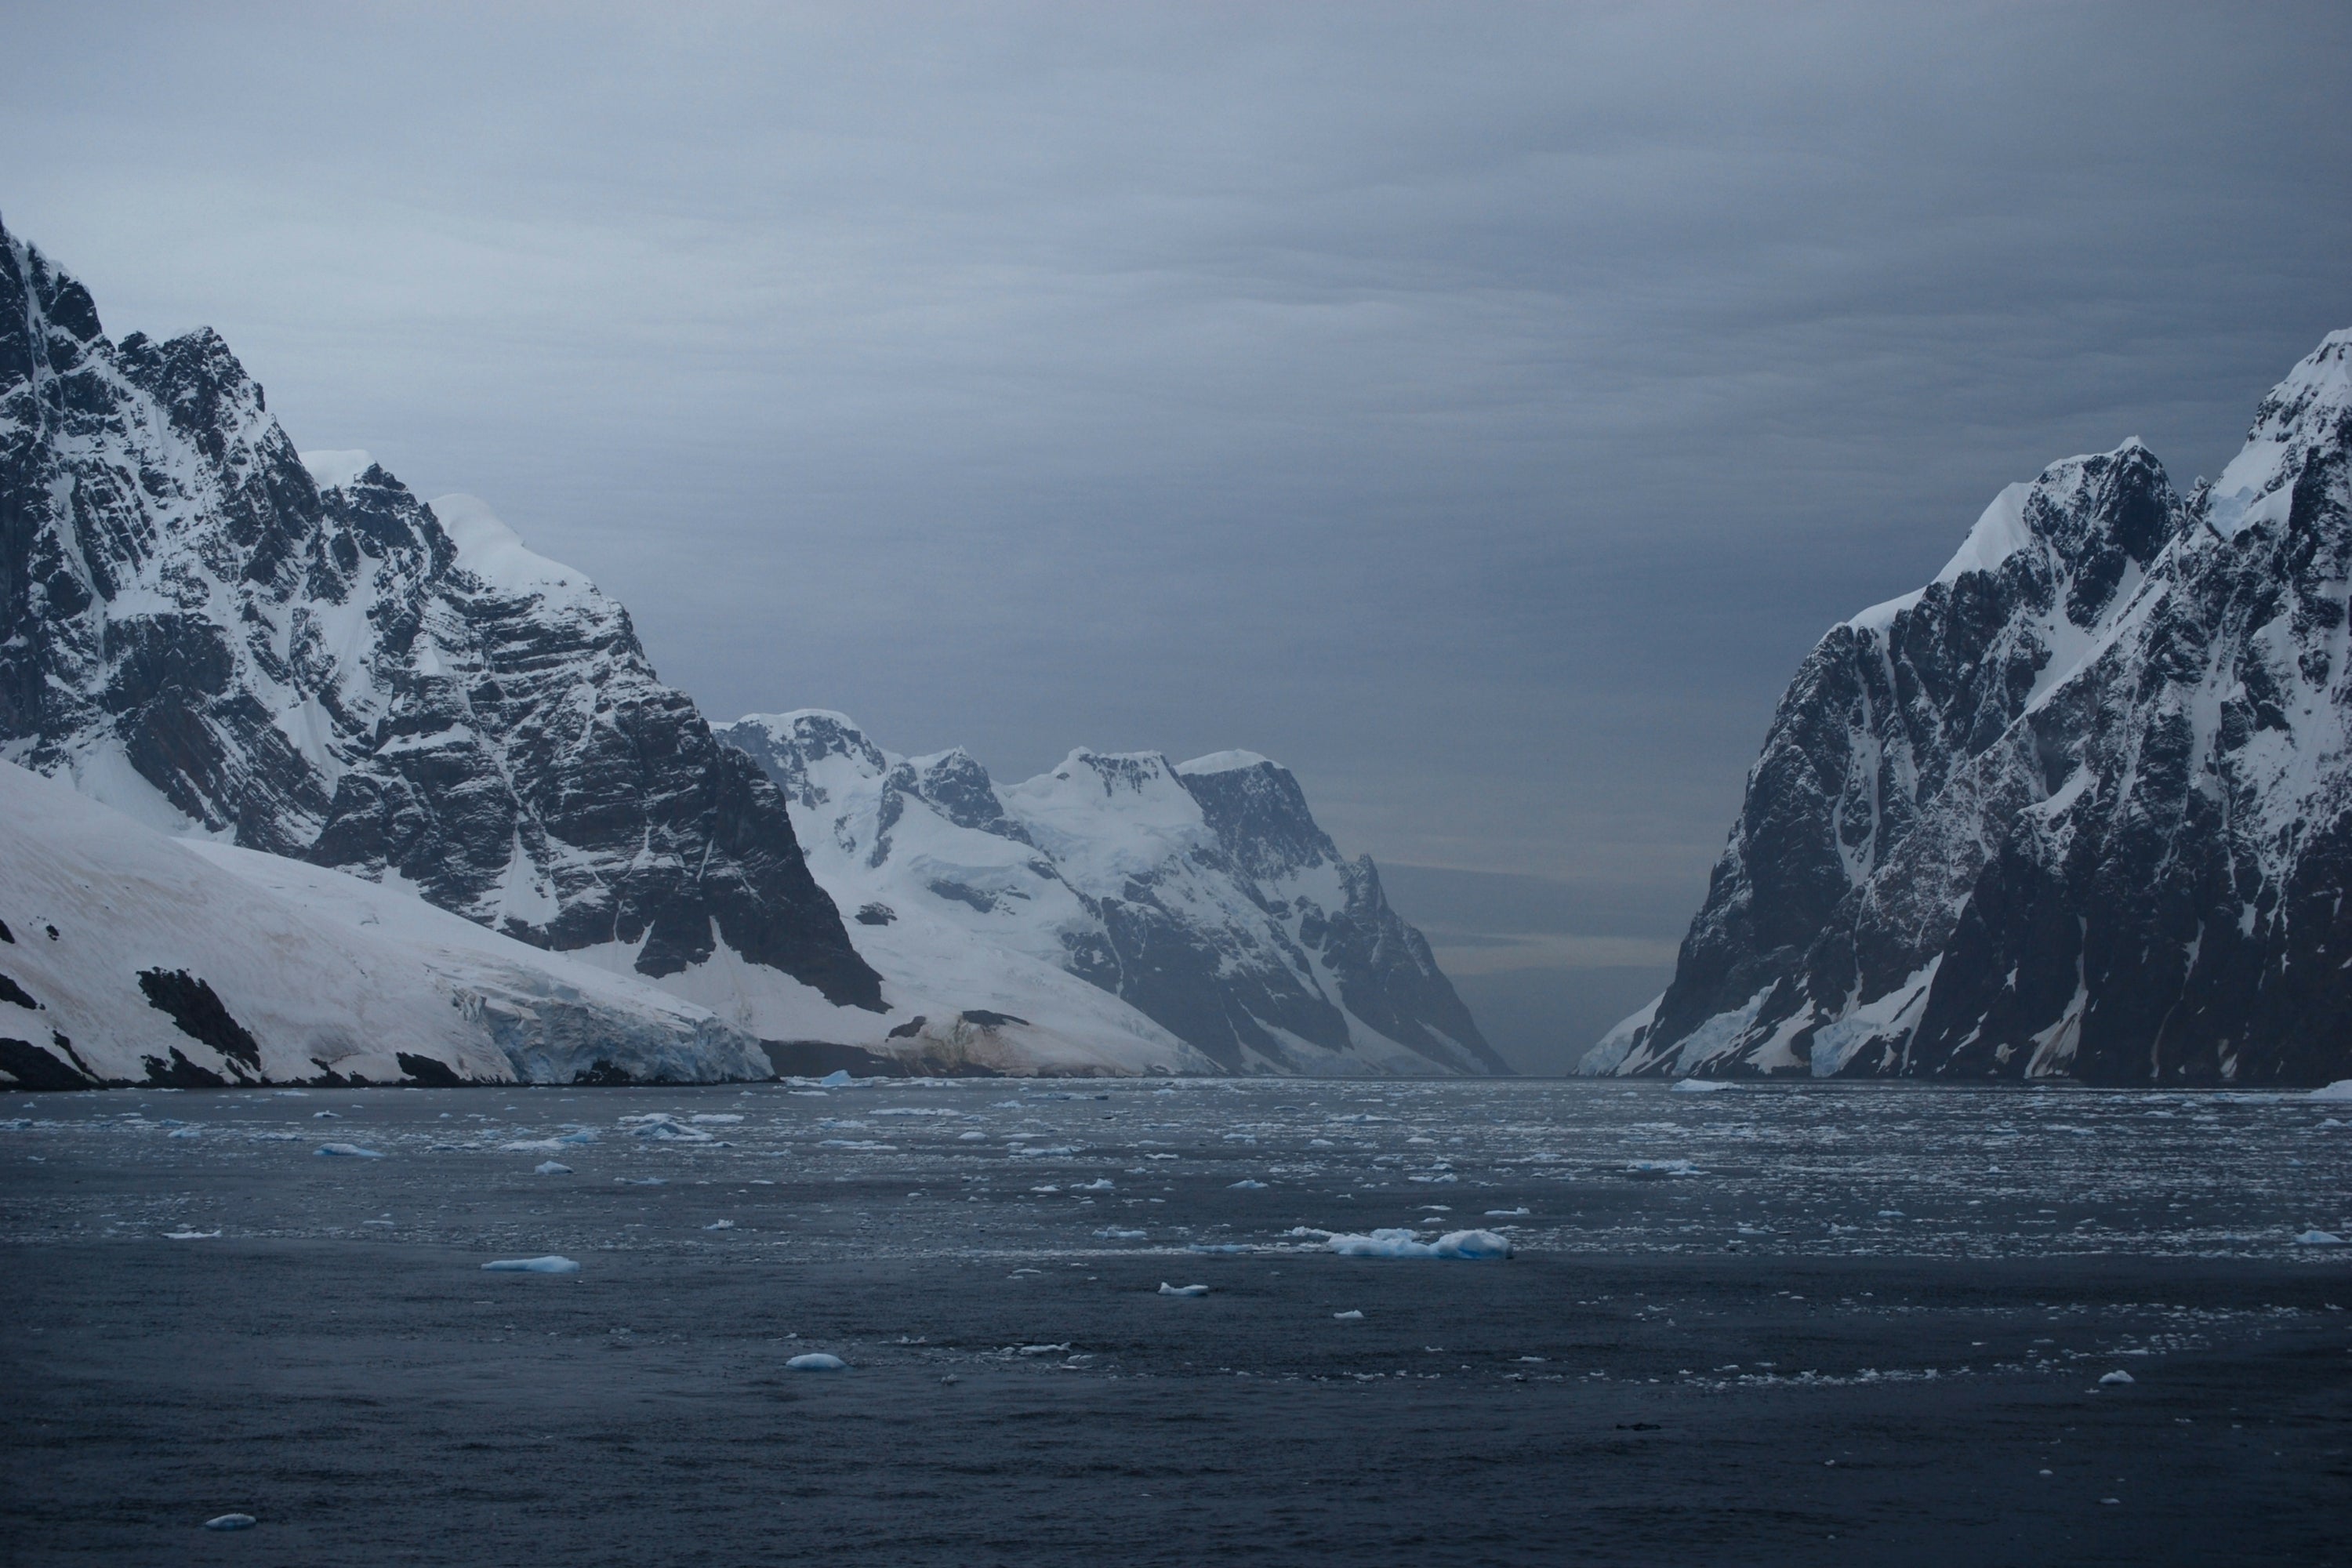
1591,329,2352,1086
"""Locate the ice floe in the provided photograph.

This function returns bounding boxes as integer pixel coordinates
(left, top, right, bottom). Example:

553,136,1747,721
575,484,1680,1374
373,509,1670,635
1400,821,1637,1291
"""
481,1255,580,1273
314,1143,383,1159
787,1352,848,1370
1158,1282,1209,1296
1322,1228,1514,1260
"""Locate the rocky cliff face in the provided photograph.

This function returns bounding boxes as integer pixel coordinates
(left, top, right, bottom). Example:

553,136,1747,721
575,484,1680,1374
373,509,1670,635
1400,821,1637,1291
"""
1591,329,2352,1086
0,218,881,1020
717,712,1505,1076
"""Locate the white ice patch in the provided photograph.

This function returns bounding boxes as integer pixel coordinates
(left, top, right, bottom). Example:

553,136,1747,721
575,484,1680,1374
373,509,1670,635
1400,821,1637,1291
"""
1158,1282,1209,1296
786,1352,848,1371
1324,1228,1512,1260
481,1255,579,1273
314,1143,383,1159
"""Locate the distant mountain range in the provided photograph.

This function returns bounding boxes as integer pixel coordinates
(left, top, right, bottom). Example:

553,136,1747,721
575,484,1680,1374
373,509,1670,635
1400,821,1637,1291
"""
1589,328,2352,1087
0,215,1493,1085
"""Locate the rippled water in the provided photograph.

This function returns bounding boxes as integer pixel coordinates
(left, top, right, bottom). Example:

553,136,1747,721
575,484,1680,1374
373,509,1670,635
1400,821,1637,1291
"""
8,1077,2347,1261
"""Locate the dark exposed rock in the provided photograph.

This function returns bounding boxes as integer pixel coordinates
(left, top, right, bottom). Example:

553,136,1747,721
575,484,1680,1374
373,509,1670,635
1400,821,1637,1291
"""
0,216,882,1019
136,969,260,1074
1595,331,2352,1087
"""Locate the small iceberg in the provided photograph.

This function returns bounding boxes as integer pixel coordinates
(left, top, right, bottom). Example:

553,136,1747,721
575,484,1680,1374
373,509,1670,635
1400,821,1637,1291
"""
1158,1283,1209,1297
481,1255,580,1274
1229,1179,1269,1189
818,1070,854,1087
1485,1207,1530,1218
168,1126,201,1139
2307,1080,2352,1102
704,1219,735,1230
1623,1159,1700,1179
203,1514,258,1531
1332,1309,1365,1320
1096,1228,1147,1240
164,1229,220,1240
2098,1370,2135,1385
1325,1228,1513,1260
534,1160,573,1175
2292,1229,2346,1246
787,1352,848,1371
1671,1079,1734,1093
314,1143,383,1159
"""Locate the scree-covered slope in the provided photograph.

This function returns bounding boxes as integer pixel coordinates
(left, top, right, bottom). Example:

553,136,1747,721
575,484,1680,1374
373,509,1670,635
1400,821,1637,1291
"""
1592,328,2352,1087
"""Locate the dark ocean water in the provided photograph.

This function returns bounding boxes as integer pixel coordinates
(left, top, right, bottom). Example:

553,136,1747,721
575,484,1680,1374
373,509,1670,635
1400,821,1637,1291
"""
5,1079,2347,1565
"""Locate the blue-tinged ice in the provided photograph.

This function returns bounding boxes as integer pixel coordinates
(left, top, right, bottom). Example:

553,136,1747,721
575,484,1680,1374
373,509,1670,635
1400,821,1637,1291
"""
481,1255,580,1273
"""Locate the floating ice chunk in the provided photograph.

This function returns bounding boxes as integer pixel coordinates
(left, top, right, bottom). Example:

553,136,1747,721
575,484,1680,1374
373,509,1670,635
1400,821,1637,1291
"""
957,1131,987,1142
1073,1178,1115,1192
1009,1145,1076,1158
787,1352,848,1371
1623,1159,1700,1178
534,1161,572,1175
1878,1209,1905,1218
617,1177,666,1186
1096,1228,1147,1240
1325,1228,1513,1260
818,1071,854,1087
704,1219,735,1230
314,1143,383,1159
1229,1179,1268,1189
689,1114,744,1124
2098,1370,2135,1385
500,1139,567,1152
481,1255,580,1274
2308,1080,2352,1101
1485,1207,1530,1217
557,1128,600,1145
203,1513,258,1531
314,1110,339,1119
1671,1080,1734,1093
169,1127,200,1139
2293,1229,2346,1246
164,1229,220,1240
1189,1242,1248,1254
1159,1282,1209,1296
1017,1343,1071,1356
621,1115,711,1142
1332,1309,1365,1320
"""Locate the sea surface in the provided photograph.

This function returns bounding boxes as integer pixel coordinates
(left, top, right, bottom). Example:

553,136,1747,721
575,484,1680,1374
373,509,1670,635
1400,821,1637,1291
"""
5,1078,2348,1565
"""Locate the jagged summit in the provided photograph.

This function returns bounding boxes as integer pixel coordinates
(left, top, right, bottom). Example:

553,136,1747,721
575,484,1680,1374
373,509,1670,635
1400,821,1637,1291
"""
713,710,1504,1076
1592,327,2352,1086
0,218,884,1076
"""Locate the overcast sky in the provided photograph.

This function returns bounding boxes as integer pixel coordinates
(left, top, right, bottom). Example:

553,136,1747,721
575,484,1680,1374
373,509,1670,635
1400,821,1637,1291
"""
5,2,2347,1069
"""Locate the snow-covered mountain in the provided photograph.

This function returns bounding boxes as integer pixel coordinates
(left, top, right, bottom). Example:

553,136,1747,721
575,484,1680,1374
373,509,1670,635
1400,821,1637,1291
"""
0,760,769,1088
715,711,1506,1076
0,216,884,1041
1590,328,2352,1087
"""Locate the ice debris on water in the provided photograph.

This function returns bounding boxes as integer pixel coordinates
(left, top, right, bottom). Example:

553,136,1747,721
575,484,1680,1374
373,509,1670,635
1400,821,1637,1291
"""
1485,1207,1530,1218
2293,1229,2346,1246
704,1219,735,1230
1096,1228,1147,1240
787,1352,848,1371
2098,1370,2135,1385
818,1070,854,1087
1229,1179,1268,1189
1073,1178,1115,1191
534,1161,572,1175
168,1126,200,1139
1323,1228,1513,1260
1670,1079,1734,1093
481,1255,580,1274
2307,1079,2352,1101
1159,1283,1209,1296
164,1229,220,1240
314,1143,383,1159
203,1513,257,1531
1624,1159,1700,1178
1332,1309,1365,1320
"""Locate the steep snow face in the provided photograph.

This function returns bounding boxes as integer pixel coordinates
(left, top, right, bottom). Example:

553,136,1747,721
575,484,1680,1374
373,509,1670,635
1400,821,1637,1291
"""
0,220,882,1023
1595,328,2352,1087
713,713,1506,1076
0,762,769,1088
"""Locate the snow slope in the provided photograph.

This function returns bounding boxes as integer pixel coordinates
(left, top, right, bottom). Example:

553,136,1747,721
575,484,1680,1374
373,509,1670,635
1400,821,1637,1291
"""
715,712,1504,1076
1592,328,2352,1086
0,761,771,1087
